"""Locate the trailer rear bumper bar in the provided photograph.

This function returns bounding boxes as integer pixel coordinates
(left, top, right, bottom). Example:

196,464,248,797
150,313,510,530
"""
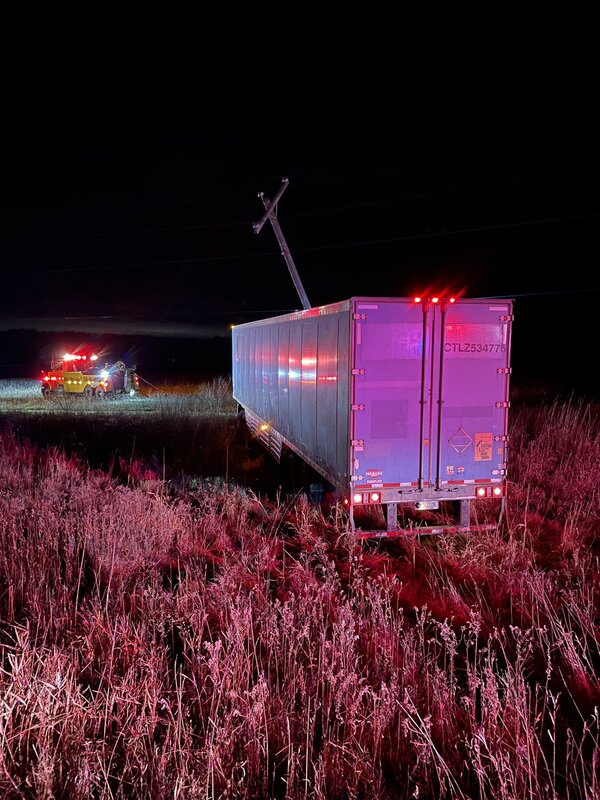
355,523,498,539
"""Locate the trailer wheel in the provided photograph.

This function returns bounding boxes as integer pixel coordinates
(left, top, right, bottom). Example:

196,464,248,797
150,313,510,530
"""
83,385,94,398
95,386,106,399
41,386,51,398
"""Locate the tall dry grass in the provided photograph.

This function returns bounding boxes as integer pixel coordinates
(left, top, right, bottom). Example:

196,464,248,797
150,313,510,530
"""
0,399,598,798
0,378,248,485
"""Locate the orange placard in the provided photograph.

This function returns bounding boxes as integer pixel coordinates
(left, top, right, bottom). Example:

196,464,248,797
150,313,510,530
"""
474,433,492,461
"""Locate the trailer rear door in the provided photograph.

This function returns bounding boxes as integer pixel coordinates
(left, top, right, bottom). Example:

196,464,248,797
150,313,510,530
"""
433,300,512,489
351,300,425,488
351,298,512,491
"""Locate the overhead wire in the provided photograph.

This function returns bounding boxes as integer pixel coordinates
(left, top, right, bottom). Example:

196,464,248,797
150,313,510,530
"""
2,208,598,278
0,162,597,247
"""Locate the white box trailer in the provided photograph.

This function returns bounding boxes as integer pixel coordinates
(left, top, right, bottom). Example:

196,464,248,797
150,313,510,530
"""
232,296,513,536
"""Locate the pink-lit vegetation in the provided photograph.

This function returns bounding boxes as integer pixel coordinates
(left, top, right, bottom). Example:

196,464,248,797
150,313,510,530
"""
0,393,599,798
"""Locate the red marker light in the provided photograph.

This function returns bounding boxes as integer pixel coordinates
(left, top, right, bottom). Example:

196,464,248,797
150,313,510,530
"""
432,297,439,304
370,492,380,503
476,487,486,497
493,486,503,497
353,493,363,504
449,297,456,303
414,296,422,303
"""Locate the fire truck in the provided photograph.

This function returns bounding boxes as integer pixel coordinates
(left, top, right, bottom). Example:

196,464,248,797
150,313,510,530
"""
41,352,140,399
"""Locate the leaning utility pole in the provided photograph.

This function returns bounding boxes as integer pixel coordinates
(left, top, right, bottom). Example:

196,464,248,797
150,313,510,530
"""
253,177,311,310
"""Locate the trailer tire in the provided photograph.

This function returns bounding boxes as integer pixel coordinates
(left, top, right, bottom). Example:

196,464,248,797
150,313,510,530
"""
83,385,94,398
95,387,106,399
41,386,51,398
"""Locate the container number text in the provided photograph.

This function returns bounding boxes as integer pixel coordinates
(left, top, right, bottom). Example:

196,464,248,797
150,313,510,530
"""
445,343,506,353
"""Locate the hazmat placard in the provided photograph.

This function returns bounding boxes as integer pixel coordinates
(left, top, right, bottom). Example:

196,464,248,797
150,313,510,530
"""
474,433,493,461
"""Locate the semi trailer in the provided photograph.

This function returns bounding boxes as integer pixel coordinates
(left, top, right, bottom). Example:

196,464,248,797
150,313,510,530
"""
232,295,513,537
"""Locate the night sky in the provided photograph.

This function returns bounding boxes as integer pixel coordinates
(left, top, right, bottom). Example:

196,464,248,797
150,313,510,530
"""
1,7,599,394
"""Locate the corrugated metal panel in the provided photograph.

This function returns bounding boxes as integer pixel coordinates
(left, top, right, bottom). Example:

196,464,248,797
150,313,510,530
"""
301,318,317,455
277,322,290,439
316,314,339,477
232,301,354,490
336,311,350,483
289,321,302,444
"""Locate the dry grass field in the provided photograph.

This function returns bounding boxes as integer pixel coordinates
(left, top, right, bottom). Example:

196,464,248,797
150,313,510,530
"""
0,379,598,798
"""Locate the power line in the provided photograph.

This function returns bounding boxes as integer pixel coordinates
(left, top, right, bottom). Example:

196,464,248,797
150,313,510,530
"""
479,288,599,299
0,218,251,246
0,189,258,229
0,175,282,227
284,163,600,221
292,209,600,253
1,251,280,277
3,208,598,278
0,162,597,247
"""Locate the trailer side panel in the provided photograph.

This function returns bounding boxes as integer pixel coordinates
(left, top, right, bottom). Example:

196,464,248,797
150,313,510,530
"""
232,305,352,489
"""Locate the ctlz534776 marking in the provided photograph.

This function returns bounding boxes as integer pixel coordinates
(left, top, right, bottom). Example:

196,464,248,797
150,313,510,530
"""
444,343,507,353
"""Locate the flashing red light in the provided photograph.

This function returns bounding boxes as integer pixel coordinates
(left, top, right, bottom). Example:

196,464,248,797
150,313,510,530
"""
43,376,49,382
90,354,98,361
370,492,380,503
353,493,363,504
343,498,349,505
414,296,422,304
449,297,456,303
493,486,503,497
50,376,57,381
81,355,87,360
432,297,439,304
476,487,486,498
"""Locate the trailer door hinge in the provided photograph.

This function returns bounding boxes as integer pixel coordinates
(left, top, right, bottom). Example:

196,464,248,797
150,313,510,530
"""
350,475,364,482
494,434,509,442
492,469,507,476
497,367,512,374
352,368,366,375
499,314,514,322
495,401,510,408
353,313,367,320
352,403,366,411
351,439,364,447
